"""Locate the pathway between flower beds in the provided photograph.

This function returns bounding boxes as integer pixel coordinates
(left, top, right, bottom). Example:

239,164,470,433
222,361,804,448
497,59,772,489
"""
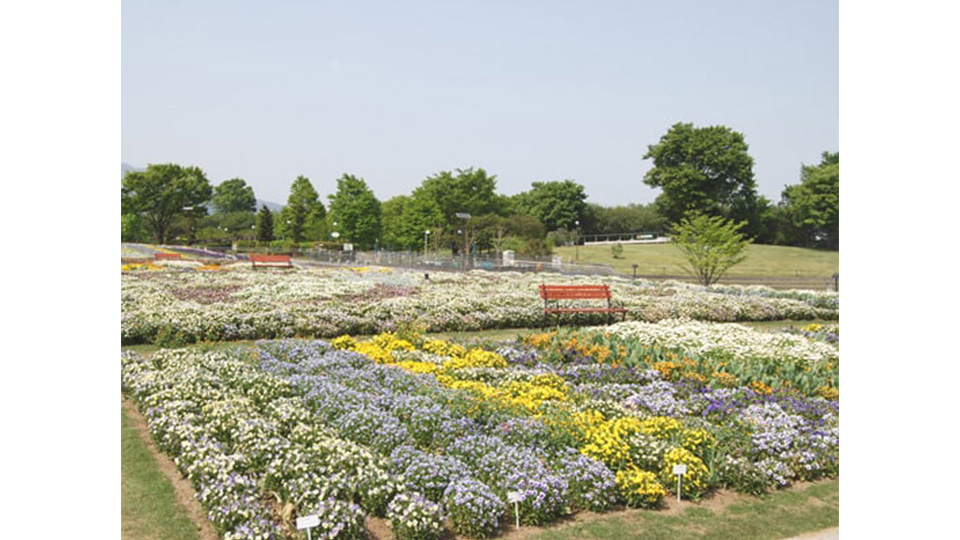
123,391,833,540
122,394,220,540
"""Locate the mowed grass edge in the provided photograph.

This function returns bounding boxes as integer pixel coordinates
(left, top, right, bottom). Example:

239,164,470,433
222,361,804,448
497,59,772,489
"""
528,480,839,540
555,243,839,278
122,406,203,540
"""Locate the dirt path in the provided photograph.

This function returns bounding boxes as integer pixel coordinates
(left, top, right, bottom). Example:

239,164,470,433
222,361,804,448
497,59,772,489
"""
122,394,221,540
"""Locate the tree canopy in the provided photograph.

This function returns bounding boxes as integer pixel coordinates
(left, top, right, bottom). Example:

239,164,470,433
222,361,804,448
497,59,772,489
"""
327,174,382,250
781,152,839,250
121,163,213,243
278,175,326,243
671,213,752,286
413,167,503,225
256,205,274,243
511,180,588,232
643,122,759,229
211,178,257,214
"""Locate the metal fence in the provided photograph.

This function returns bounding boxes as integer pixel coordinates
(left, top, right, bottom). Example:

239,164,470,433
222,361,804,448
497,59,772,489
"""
204,246,836,291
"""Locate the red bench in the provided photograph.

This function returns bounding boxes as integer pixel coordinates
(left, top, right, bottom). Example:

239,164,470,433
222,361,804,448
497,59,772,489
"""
154,253,182,260
539,284,627,324
250,254,293,269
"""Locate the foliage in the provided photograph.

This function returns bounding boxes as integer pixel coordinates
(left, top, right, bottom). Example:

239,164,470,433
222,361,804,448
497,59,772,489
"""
511,180,588,231
211,178,256,214
643,122,759,229
121,163,213,244
328,174,382,250
381,195,447,251
278,175,326,243
588,202,666,236
616,467,666,508
671,213,752,286
121,214,145,243
255,205,274,243
781,152,839,250
611,243,624,259
442,477,505,538
413,167,504,226
387,492,445,540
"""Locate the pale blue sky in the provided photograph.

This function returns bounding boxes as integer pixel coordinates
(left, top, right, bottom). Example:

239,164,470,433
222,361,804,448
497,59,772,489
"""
122,0,838,207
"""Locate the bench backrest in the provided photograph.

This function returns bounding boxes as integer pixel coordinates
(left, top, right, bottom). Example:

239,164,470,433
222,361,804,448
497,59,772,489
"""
250,254,291,263
539,284,611,300
154,253,181,260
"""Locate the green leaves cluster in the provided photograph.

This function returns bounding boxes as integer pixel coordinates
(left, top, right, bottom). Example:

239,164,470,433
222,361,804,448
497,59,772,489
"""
643,122,758,230
781,152,839,249
327,174,382,250
671,213,752,286
121,163,213,244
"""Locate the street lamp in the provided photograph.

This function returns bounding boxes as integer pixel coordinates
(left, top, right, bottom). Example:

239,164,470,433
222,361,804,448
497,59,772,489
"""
456,213,471,269
574,220,580,263
423,230,430,261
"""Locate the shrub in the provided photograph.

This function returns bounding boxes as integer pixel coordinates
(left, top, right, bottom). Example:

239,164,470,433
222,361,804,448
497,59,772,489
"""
616,467,665,508
442,477,505,538
387,492,445,540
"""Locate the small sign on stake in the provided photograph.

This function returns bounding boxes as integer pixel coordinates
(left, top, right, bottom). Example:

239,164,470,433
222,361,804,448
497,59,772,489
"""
672,463,688,502
296,514,320,540
507,491,524,528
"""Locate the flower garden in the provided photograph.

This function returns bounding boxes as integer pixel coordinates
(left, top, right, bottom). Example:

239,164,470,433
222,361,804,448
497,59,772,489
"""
121,255,838,540
121,263,838,346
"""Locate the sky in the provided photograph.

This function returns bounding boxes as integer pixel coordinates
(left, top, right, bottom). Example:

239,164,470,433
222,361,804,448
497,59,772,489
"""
122,0,838,207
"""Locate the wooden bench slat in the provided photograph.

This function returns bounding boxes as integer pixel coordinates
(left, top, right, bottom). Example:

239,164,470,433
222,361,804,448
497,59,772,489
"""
250,254,293,268
539,283,627,323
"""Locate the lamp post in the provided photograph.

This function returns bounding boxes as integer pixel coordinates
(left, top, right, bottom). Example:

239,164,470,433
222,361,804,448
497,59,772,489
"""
423,230,430,262
455,213,472,269
574,220,580,263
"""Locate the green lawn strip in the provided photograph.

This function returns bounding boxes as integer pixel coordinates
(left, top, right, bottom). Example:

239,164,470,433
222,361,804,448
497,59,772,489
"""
555,244,838,278
122,407,203,540
529,480,838,540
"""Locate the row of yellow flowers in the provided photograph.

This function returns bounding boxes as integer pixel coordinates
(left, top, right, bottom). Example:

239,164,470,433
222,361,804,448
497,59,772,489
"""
332,331,715,504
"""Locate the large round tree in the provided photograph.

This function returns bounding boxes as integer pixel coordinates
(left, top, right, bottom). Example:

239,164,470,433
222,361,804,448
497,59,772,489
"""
643,122,759,231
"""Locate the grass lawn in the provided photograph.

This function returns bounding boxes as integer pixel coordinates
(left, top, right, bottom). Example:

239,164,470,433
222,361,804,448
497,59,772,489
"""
122,407,204,540
554,243,838,278
528,480,838,540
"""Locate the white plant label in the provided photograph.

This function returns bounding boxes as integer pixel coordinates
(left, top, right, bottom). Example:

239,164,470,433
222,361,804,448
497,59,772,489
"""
296,514,320,529
507,491,523,528
672,464,687,501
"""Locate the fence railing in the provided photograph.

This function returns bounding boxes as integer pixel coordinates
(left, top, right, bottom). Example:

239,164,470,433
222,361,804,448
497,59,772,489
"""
177,246,835,291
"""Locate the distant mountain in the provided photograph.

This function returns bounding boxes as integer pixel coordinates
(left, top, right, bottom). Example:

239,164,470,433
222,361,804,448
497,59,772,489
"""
257,199,284,213
121,162,143,179
121,163,283,212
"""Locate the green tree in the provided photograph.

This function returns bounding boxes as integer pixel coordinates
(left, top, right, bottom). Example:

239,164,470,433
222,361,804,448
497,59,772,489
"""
511,180,588,231
643,122,759,229
120,163,213,243
327,174,382,250
211,178,257,214
589,202,666,235
781,152,839,250
121,214,144,242
413,167,504,225
199,212,256,244
256,205,274,243
381,194,445,251
671,213,752,286
278,175,326,243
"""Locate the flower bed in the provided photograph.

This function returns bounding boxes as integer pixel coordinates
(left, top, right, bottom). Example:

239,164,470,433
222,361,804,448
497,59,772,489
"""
121,266,838,345
122,321,839,538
